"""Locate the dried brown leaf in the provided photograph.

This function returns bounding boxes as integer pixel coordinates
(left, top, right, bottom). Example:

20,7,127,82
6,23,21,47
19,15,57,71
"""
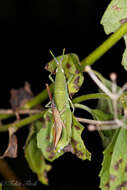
0,127,18,158
10,82,33,111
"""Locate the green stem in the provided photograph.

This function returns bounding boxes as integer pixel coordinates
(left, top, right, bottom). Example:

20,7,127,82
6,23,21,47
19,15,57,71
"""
81,22,127,70
0,114,13,120
72,93,109,104
0,111,45,132
74,103,92,114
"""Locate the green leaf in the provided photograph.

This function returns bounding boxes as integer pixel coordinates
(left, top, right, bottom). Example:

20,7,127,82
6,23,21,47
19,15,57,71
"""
119,91,127,108
92,109,113,121
101,0,127,34
122,34,127,70
37,110,91,161
101,0,127,70
94,70,115,92
99,129,120,190
91,109,115,147
71,116,91,160
109,128,127,189
74,102,114,142
25,121,52,185
94,70,114,114
99,128,127,190
45,53,84,95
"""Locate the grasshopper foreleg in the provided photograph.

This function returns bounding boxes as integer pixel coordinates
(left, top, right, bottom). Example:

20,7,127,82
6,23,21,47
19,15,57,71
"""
68,97,75,113
45,101,52,108
49,74,55,83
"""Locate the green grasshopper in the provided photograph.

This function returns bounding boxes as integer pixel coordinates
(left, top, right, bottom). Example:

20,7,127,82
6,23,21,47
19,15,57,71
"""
46,51,72,151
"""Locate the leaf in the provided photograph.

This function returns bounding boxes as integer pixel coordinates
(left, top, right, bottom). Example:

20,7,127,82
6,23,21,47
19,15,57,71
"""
119,91,127,108
45,53,84,95
101,0,127,70
109,128,127,189
37,110,64,162
0,127,18,159
37,110,91,161
10,82,33,111
122,34,127,70
71,115,91,160
95,71,114,115
94,70,116,92
92,109,113,121
25,120,51,185
101,0,127,34
99,128,127,190
25,119,44,148
99,129,120,190
91,109,115,147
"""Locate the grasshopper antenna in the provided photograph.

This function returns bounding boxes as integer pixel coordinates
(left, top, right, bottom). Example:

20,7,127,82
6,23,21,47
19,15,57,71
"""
49,50,59,65
49,50,65,69
62,48,65,56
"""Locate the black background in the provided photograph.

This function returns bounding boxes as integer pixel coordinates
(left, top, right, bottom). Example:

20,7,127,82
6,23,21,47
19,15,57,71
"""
0,0,126,190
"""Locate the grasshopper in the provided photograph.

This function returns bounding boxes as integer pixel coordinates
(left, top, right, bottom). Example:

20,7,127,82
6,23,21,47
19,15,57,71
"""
46,51,72,151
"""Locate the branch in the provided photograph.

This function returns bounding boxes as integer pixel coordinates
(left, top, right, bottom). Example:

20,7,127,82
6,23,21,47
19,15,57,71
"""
0,109,42,115
81,21,127,70
0,111,45,132
76,117,116,126
72,93,109,104
0,159,29,190
74,103,93,114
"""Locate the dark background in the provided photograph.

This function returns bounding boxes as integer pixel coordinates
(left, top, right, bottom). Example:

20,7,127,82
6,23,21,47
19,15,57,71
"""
0,0,126,190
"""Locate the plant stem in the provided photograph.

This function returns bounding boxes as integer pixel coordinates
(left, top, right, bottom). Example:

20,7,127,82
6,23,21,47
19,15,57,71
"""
0,114,13,120
72,93,108,104
0,109,42,115
81,22,127,70
0,111,45,132
0,159,29,190
74,103,92,114
76,117,116,126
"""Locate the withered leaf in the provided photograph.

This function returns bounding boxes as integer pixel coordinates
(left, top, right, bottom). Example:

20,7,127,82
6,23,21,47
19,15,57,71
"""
10,81,33,111
0,127,18,158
